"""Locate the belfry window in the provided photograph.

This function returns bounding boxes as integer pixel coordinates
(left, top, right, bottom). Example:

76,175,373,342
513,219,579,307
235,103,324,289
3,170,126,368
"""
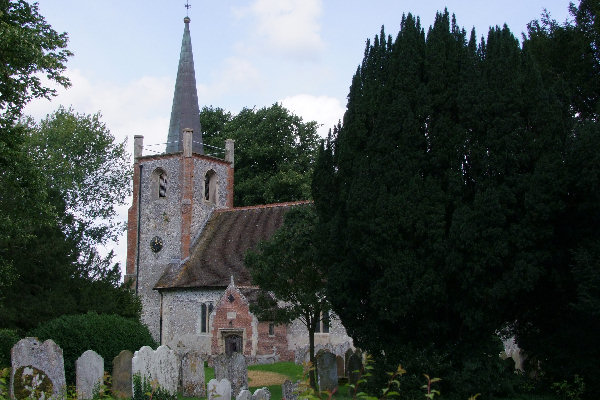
152,168,167,199
159,172,167,197
204,170,217,204
200,302,214,333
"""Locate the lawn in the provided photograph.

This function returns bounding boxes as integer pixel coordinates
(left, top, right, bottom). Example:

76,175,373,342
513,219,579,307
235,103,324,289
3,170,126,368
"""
194,362,560,400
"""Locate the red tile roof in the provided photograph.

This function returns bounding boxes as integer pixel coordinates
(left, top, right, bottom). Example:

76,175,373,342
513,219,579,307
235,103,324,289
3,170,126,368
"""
154,201,310,290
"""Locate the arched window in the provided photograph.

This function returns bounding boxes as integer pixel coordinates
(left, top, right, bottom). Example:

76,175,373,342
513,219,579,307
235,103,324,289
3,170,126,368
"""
158,172,167,198
200,302,214,333
204,170,217,204
315,311,330,333
152,168,167,199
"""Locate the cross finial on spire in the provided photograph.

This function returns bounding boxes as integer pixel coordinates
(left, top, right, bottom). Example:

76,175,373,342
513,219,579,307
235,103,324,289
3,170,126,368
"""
184,0,191,17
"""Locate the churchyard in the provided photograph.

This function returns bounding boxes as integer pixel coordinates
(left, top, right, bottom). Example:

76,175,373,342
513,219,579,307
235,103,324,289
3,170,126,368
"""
3,337,373,400
1,337,566,400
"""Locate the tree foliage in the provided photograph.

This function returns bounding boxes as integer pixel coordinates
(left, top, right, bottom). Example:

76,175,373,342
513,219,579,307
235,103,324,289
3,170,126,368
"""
0,1,139,334
201,104,320,206
0,0,72,292
313,6,600,399
245,204,330,388
0,109,138,333
0,0,72,125
26,107,131,257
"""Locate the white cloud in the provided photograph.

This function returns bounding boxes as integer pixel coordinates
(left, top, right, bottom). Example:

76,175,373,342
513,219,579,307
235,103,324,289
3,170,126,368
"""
24,69,174,155
234,0,325,60
280,94,345,138
199,56,263,101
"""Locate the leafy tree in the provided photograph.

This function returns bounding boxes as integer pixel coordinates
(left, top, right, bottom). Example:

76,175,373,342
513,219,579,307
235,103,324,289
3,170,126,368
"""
0,0,72,294
0,1,139,334
0,0,71,125
245,205,330,389
0,108,138,333
26,106,130,257
201,104,320,206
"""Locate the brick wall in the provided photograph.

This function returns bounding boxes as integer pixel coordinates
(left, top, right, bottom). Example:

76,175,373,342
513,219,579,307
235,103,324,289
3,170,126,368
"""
256,321,294,361
211,285,255,356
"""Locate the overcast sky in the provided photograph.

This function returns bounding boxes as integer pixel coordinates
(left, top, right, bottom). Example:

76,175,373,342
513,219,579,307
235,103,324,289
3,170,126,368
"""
24,0,574,276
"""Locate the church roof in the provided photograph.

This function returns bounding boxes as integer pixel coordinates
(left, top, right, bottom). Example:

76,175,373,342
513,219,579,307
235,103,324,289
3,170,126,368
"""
154,201,311,290
166,16,204,154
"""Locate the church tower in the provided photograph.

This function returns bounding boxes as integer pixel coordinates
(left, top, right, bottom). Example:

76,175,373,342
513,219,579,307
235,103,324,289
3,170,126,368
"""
125,15,235,341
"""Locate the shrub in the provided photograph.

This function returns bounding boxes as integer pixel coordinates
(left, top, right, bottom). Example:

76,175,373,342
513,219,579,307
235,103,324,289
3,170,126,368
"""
30,312,157,385
0,329,19,368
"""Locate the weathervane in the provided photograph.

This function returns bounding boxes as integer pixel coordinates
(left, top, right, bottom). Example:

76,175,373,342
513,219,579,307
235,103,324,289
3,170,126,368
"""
185,0,191,17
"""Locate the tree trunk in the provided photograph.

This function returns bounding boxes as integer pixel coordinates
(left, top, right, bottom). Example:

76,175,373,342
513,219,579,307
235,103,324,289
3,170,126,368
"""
309,324,317,390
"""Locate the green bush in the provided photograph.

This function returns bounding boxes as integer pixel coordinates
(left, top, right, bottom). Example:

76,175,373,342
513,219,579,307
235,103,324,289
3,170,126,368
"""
0,329,19,368
30,312,157,385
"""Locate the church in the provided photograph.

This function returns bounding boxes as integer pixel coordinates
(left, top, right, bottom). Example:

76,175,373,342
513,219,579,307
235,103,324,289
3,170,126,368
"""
124,15,353,363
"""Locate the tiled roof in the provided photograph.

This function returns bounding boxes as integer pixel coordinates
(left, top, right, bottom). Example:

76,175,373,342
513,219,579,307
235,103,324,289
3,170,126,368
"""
154,201,310,290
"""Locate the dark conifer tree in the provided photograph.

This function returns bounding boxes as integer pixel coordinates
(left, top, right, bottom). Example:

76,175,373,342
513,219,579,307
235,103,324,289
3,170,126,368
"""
313,6,600,398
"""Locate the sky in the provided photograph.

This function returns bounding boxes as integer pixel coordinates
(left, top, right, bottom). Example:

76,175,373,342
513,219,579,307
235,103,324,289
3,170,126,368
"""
24,0,574,277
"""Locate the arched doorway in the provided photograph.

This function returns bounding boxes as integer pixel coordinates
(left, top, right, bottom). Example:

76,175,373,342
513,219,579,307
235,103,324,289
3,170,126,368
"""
223,331,243,355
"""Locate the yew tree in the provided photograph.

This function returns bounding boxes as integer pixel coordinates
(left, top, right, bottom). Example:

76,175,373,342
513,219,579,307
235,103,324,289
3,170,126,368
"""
313,7,600,399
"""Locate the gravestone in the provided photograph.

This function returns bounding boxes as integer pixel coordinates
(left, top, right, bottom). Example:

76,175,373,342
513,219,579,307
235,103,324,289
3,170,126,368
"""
132,346,178,396
316,351,337,393
180,351,205,397
281,379,299,400
252,387,270,400
336,355,344,379
208,378,231,400
131,346,153,381
347,352,363,395
76,350,104,400
344,349,354,377
214,352,247,397
10,337,66,400
236,389,251,400
150,346,179,395
111,350,133,399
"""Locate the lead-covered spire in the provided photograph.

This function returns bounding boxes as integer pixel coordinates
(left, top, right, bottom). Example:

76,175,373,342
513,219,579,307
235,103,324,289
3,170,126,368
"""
166,16,203,154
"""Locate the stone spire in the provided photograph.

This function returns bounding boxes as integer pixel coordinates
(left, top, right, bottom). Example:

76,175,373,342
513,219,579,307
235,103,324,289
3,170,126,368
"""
166,16,203,154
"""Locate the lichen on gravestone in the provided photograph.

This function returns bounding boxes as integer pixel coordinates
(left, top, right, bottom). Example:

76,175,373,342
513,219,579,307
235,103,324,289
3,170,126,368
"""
12,366,54,400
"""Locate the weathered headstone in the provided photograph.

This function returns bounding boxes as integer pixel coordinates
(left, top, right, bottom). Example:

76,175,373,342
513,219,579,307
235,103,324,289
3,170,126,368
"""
236,389,251,400
281,379,299,400
132,346,153,380
252,387,270,400
76,350,104,400
316,351,338,393
180,351,205,397
151,346,179,395
112,350,133,399
347,352,363,395
208,378,231,400
214,352,247,397
336,355,344,378
132,346,178,396
344,349,354,377
10,337,66,400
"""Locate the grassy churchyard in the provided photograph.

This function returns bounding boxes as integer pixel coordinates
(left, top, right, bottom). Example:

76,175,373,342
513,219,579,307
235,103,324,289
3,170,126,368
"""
193,362,560,400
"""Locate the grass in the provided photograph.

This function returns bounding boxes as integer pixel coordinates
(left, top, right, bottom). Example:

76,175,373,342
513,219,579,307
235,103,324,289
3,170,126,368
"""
188,362,563,400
